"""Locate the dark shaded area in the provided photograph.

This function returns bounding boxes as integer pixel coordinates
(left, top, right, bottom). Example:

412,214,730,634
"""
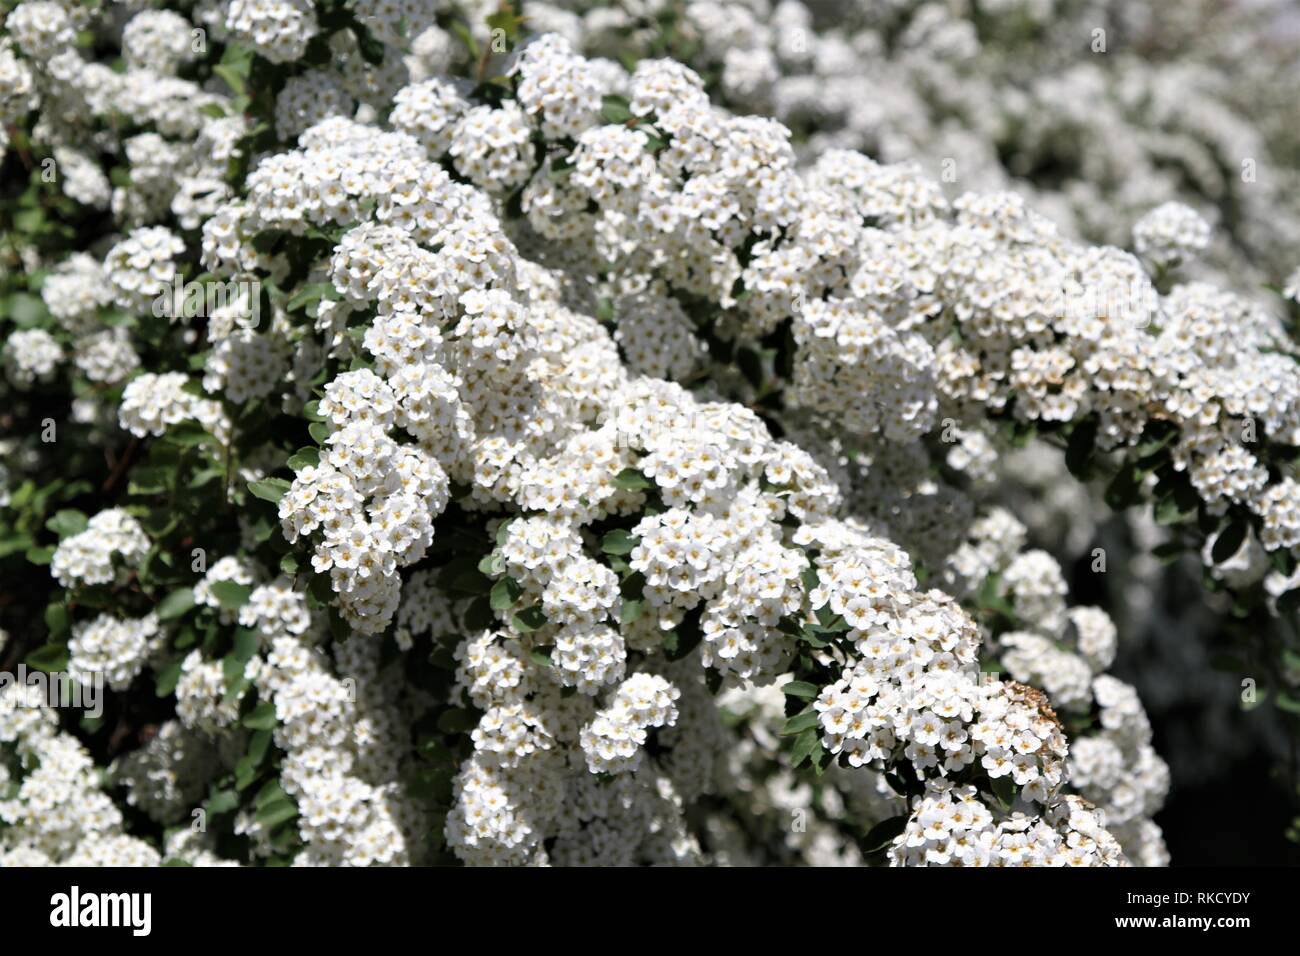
1156,752,1300,866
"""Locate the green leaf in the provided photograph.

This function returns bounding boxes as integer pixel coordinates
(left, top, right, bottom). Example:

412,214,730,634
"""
157,587,196,621
0,533,34,560
46,509,88,539
155,659,183,698
782,680,819,700
189,467,224,490
1276,694,1300,715
44,602,70,640
256,796,298,830
308,421,331,444
163,421,214,447
234,755,260,791
6,292,49,327
790,728,820,768
862,815,908,853
25,642,69,673
1211,518,1249,564
232,627,260,663
1104,462,1142,511
213,63,247,97
255,779,287,810
206,788,239,815
222,656,251,702
287,447,320,471
619,598,644,625
437,708,479,734
601,94,633,124
781,709,819,736
489,576,522,611
1155,483,1199,526
1151,541,1185,565
437,555,492,596
243,701,277,730
210,580,252,610
614,468,652,491
601,529,639,555
663,625,704,661
285,281,338,314
247,477,292,504
990,773,1018,810
128,465,171,495
1133,426,1178,459
1277,589,1300,615
1064,416,1097,479
737,346,764,388
512,604,547,632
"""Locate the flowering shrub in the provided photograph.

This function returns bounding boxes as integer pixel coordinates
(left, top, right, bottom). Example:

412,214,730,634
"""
0,0,1297,867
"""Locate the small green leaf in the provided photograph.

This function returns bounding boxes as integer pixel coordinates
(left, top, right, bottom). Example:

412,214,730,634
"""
1151,541,1185,565
990,773,1018,809
601,94,633,124
1064,416,1097,479
601,529,638,555
44,602,70,639
157,587,196,621
1104,462,1142,511
862,815,908,853
25,642,69,673
247,477,292,504
155,659,183,697
46,509,89,539
512,605,547,632
232,627,260,663
490,576,522,611
210,580,252,610
782,680,819,700
781,709,819,736
614,468,652,491
287,447,320,471
243,701,277,730
1211,518,1249,564
437,708,479,734
790,728,820,768
285,281,338,314
1276,694,1300,715
256,796,298,829
1155,483,1199,525
1277,589,1300,615
619,598,644,625
206,788,239,815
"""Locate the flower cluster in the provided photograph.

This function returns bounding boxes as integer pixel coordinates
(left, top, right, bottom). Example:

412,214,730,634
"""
50,509,151,588
6,0,1296,872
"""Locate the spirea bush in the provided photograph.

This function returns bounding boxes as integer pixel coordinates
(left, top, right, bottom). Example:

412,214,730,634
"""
1,0,1298,867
